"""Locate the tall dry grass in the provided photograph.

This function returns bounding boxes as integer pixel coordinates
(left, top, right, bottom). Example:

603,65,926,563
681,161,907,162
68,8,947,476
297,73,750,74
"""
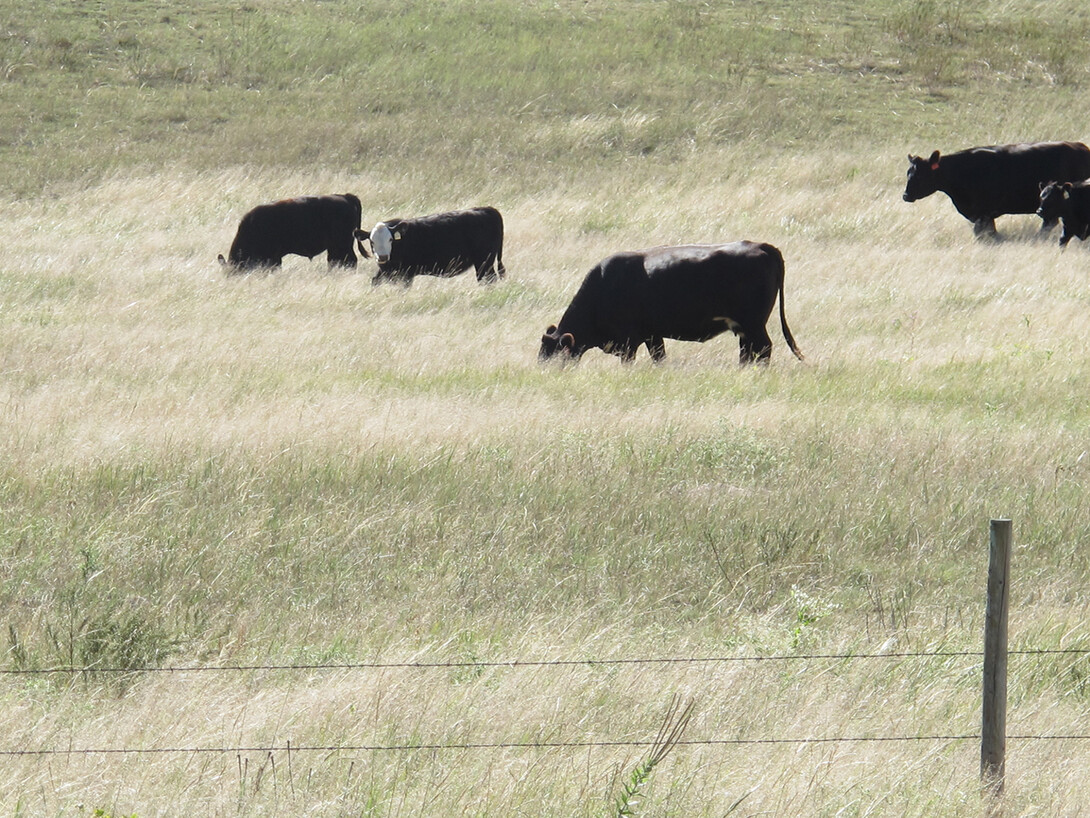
5,0,1090,812
2,151,1090,815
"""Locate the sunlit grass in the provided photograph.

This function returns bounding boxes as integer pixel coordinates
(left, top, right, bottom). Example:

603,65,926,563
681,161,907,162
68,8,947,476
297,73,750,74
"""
3,159,1090,813
4,0,1090,814
4,0,1090,195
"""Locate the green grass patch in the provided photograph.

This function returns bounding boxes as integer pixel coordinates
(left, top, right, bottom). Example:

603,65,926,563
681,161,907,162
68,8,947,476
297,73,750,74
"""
5,0,1090,195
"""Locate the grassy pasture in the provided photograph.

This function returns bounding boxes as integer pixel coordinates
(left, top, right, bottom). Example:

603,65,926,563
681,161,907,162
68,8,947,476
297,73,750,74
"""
4,0,1090,815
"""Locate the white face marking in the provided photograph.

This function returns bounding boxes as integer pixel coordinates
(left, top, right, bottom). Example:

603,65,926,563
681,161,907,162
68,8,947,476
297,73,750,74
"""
370,222,393,261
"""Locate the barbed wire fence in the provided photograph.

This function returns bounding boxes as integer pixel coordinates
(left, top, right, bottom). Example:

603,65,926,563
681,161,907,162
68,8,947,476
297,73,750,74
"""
2,517,1089,810
3,646,1090,675
2,647,1089,757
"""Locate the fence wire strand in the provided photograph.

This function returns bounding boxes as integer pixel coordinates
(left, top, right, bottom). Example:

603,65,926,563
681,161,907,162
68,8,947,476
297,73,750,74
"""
6,734,1090,758
2,648,1087,676
4,648,1090,758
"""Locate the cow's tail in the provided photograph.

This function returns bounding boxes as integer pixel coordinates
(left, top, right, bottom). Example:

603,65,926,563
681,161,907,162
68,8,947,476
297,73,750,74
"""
347,194,368,258
354,228,371,258
766,244,804,362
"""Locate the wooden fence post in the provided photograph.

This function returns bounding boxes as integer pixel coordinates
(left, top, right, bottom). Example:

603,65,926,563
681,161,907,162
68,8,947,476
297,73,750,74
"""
981,518,1011,796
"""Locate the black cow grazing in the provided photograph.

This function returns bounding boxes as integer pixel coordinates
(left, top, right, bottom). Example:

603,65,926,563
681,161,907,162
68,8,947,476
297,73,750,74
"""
539,241,804,366
218,194,363,271
1038,180,1090,248
903,141,1090,238
354,206,506,286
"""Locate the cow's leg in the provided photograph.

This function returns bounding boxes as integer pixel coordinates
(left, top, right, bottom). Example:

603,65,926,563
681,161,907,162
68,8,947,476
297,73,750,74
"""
327,241,357,269
475,255,502,284
739,327,772,366
973,217,998,239
645,337,666,362
327,253,357,269
739,337,754,365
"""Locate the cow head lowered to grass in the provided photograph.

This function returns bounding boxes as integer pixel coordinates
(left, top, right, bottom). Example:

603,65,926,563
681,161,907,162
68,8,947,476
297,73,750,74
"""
217,193,362,272
539,241,803,366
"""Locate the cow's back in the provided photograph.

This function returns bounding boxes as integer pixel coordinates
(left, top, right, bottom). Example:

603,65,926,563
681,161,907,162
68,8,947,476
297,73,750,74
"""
230,195,359,266
389,207,504,274
545,240,796,363
641,242,781,341
947,142,1090,215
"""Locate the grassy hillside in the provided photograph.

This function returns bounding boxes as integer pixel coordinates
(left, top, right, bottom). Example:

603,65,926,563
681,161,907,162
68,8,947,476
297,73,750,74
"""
3,1,1090,816
4,0,1090,197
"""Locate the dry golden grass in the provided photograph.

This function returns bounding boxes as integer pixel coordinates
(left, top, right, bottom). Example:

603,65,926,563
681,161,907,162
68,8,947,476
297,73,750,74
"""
3,150,1090,815
7,0,1090,812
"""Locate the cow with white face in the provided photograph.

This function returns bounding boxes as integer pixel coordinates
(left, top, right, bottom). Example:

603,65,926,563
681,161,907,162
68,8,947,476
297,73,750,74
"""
367,221,397,263
354,206,506,287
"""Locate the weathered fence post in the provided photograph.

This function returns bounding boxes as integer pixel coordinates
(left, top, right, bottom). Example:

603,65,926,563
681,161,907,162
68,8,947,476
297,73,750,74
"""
981,518,1011,796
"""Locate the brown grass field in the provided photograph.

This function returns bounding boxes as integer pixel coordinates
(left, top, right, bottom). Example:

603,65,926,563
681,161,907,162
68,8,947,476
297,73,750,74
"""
4,1,1090,815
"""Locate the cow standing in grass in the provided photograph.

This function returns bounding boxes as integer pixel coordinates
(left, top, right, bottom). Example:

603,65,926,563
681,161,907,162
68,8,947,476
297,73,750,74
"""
903,141,1090,238
1037,180,1090,248
539,241,803,366
355,206,506,287
218,194,363,272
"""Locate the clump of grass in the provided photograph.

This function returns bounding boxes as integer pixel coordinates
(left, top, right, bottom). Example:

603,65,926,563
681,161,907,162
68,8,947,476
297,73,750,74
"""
611,696,695,817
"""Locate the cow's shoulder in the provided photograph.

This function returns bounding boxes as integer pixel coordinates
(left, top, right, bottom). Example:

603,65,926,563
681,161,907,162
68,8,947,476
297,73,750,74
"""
598,251,649,282
643,242,768,268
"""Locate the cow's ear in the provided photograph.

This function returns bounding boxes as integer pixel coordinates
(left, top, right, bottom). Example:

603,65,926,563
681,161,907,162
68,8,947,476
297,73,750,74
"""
354,228,371,258
928,150,940,170
560,333,575,351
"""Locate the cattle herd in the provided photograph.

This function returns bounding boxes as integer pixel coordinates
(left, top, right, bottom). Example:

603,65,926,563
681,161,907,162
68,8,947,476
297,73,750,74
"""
218,140,1089,366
